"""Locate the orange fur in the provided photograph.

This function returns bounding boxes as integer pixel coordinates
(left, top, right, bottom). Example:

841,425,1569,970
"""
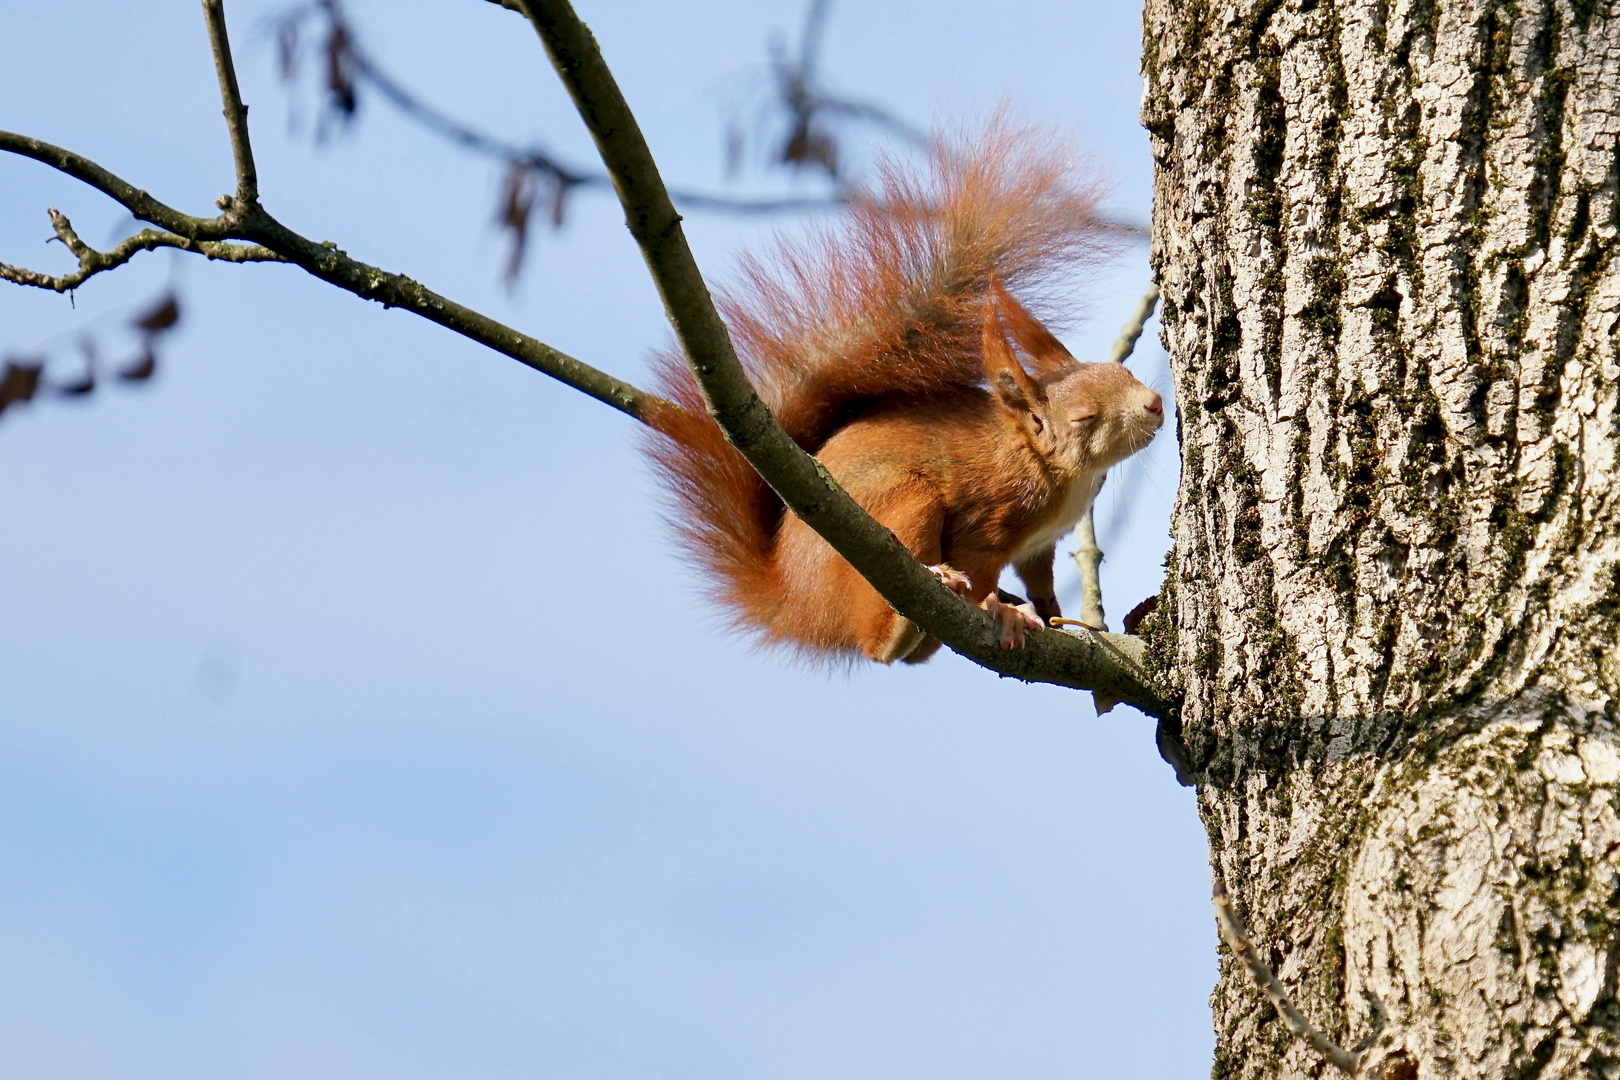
642,116,1160,663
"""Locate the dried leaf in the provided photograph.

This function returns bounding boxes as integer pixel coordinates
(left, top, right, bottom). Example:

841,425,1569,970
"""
780,119,838,178
499,162,535,230
0,360,44,415
1122,594,1159,634
324,20,358,118
496,161,538,284
133,293,180,334
118,349,157,383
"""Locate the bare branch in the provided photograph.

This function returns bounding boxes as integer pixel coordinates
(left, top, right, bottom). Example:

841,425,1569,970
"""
337,18,847,215
512,0,1169,712
478,0,931,165
0,210,284,293
0,132,668,424
1212,878,1360,1075
202,0,260,203
46,207,97,264
1073,508,1107,630
244,213,670,422
0,130,223,239
1109,282,1160,364
1073,283,1163,644
758,0,930,175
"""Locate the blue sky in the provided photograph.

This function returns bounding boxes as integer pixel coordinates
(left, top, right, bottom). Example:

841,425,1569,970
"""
0,1,1211,1077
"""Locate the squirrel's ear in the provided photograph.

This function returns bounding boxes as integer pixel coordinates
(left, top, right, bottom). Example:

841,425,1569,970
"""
990,282,1075,380
983,286,1047,430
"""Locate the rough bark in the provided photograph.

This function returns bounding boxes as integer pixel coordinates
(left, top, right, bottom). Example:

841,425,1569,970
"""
1141,1,1620,1075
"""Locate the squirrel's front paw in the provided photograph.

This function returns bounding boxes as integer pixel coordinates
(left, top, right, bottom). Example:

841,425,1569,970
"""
928,563,973,597
982,594,1044,649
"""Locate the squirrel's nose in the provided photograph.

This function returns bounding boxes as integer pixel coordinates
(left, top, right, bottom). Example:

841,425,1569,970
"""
1145,392,1163,416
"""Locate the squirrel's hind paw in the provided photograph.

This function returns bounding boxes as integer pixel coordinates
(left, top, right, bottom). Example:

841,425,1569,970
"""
982,594,1044,649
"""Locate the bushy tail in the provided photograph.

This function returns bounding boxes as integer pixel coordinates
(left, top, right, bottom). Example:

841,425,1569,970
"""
642,114,1118,644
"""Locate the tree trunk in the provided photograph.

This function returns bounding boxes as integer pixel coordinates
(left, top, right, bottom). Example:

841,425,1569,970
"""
1141,1,1620,1075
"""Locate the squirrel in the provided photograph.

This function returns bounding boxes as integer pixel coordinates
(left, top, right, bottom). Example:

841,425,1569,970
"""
644,118,1164,664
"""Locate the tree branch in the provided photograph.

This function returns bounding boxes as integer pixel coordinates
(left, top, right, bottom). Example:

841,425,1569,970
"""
1073,508,1107,630
247,213,670,421
512,0,1168,713
1108,282,1159,365
0,130,225,240
201,0,258,204
1212,878,1360,1075
1073,283,1162,633
0,127,666,422
469,0,1148,246
342,40,844,216
0,209,284,293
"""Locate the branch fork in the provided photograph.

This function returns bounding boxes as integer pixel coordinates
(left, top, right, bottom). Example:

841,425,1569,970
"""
0,207,284,294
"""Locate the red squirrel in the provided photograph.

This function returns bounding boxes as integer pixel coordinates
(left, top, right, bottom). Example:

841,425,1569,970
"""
645,120,1164,664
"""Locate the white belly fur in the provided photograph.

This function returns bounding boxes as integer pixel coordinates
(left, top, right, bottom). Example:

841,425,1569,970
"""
1009,472,1102,561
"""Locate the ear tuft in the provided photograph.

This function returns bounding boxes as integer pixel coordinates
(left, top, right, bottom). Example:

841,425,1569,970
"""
995,369,1027,409
991,281,1075,379
982,280,1046,418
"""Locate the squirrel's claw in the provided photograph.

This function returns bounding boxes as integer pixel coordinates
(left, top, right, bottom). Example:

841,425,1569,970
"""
983,593,1044,649
929,565,1038,648
928,563,974,597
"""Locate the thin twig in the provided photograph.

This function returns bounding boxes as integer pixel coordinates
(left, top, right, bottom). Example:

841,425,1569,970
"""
511,0,1169,710
1074,283,1161,635
1074,508,1107,630
0,130,665,423
761,0,930,168
202,0,260,203
275,1,846,218
1212,878,1360,1075
0,210,284,293
0,131,225,239
346,46,845,217
254,216,669,420
1109,282,1159,364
